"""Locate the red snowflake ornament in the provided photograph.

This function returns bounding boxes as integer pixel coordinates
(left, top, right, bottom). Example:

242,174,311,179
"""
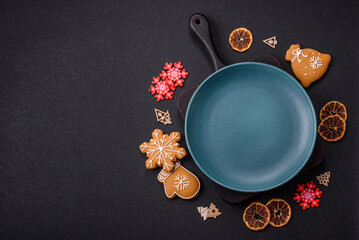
148,62,189,101
153,81,173,101
293,181,323,210
152,76,161,85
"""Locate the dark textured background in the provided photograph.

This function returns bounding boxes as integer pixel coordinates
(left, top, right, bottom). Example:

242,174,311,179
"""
0,0,358,239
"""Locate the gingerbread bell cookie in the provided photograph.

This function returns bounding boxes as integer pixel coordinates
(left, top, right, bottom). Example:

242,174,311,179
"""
140,129,201,200
285,44,331,87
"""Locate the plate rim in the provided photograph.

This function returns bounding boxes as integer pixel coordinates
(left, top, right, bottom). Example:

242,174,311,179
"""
185,62,317,192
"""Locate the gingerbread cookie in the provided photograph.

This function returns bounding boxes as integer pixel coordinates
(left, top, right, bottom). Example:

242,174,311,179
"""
285,44,331,87
140,129,187,173
158,162,200,199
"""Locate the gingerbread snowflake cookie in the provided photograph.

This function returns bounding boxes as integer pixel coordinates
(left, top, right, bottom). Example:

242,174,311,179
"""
285,44,331,87
139,129,187,173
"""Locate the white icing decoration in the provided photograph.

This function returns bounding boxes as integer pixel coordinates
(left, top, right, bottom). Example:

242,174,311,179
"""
305,66,308,69
140,130,186,171
304,73,307,76
291,48,308,63
158,170,170,182
174,174,190,190
309,56,323,69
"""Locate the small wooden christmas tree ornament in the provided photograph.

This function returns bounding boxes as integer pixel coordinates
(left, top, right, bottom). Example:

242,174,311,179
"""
207,203,222,219
262,36,277,48
316,171,330,187
197,203,222,221
154,108,172,125
197,206,209,221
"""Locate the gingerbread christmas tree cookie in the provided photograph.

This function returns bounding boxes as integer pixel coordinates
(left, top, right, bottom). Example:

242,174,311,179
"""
139,129,187,173
285,44,331,87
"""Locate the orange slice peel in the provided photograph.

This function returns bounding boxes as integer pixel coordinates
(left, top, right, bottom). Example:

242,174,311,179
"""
229,28,253,52
266,198,292,227
318,115,346,142
243,201,270,231
320,101,347,122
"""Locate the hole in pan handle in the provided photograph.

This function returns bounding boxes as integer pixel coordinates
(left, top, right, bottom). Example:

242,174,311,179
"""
189,13,226,71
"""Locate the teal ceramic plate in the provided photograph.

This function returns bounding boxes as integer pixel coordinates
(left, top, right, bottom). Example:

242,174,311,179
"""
185,62,317,192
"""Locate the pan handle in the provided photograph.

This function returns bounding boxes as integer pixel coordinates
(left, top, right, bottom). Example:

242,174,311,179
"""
190,14,226,71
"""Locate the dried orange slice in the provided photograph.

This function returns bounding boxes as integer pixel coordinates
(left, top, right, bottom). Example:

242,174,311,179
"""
229,28,253,52
266,198,292,228
243,202,270,231
318,115,346,142
320,101,347,122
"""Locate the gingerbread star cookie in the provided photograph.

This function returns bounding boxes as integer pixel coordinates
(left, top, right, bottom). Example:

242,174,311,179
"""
139,129,187,173
285,44,331,87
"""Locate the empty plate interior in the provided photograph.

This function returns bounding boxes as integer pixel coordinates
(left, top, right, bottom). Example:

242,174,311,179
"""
185,63,317,192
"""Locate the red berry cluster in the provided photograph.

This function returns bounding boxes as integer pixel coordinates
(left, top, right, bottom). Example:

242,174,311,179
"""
149,62,189,101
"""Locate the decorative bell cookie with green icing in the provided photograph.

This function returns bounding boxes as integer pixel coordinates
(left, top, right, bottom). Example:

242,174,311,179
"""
285,44,331,87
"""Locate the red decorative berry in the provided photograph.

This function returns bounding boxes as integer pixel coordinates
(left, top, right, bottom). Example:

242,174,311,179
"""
148,62,189,101
293,181,322,210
